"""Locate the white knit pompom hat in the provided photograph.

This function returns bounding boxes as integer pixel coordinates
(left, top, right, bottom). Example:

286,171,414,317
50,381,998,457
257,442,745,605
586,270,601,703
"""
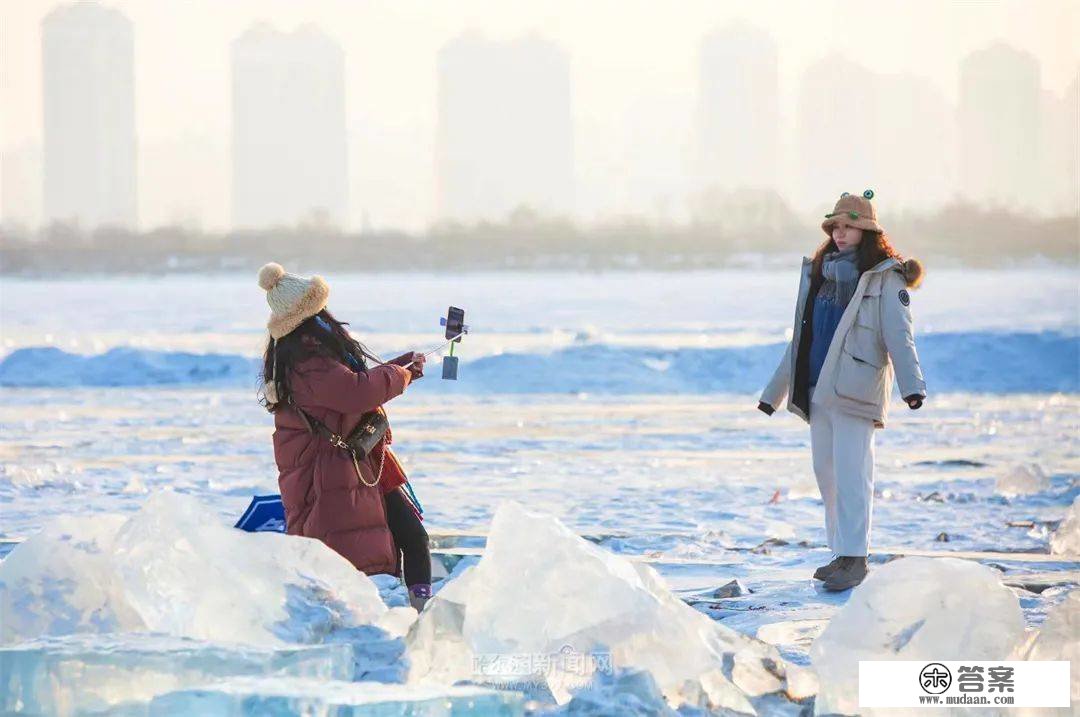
257,262,330,340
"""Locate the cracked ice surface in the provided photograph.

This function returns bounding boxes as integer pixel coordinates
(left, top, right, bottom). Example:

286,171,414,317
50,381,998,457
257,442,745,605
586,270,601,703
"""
0,270,1077,714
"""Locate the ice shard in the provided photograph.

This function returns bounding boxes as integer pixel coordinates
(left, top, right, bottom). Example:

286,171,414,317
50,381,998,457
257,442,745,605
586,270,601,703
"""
1049,496,1080,555
0,492,416,710
0,492,405,647
407,501,797,709
810,557,1025,716
994,463,1051,496
1014,590,1078,701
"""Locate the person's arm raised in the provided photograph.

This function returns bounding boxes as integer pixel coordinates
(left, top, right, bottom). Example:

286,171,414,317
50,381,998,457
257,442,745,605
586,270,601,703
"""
292,356,411,415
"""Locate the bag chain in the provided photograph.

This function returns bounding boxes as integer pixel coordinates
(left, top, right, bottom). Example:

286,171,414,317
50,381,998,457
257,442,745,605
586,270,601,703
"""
352,438,387,488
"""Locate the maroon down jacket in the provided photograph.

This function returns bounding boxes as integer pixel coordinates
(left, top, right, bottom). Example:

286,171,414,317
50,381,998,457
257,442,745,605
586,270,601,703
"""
272,354,411,575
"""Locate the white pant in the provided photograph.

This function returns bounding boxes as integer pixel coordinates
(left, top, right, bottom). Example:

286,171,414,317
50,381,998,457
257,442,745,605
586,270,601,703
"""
809,400,877,557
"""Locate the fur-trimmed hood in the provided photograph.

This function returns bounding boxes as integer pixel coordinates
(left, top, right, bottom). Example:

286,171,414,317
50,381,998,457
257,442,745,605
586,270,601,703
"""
863,255,925,289
900,257,924,288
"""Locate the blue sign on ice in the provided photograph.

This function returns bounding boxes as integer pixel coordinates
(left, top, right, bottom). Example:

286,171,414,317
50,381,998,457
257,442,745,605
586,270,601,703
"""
235,494,286,533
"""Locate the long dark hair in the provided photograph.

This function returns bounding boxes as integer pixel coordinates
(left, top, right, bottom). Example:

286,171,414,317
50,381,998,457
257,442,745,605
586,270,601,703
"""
810,230,902,286
259,308,380,412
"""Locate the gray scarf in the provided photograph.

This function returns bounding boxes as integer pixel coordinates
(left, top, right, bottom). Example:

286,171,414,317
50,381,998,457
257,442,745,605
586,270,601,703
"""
819,247,860,307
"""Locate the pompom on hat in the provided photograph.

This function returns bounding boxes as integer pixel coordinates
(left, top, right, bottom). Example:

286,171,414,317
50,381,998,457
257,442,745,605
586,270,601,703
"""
257,262,330,340
821,189,884,235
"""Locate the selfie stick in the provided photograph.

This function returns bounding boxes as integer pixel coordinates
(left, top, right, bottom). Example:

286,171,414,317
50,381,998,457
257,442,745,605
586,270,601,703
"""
401,330,466,371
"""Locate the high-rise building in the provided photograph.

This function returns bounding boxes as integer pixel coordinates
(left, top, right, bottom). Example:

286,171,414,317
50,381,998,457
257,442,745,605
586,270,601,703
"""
795,55,880,211
958,43,1041,209
695,22,779,194
231,24,347,230
1039,71,1079,215
437,32,574,222
41,1,136,229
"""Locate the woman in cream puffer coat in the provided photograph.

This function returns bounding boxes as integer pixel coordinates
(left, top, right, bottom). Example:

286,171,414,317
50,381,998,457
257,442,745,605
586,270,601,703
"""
758,190,926,592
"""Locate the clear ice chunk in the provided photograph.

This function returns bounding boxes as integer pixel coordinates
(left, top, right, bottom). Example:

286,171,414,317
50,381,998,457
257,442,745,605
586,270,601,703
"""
0,633,353,715
1014,590,1078,701
810,557,1026,716
556,668,677,716
0,493,416,710
407,501,793,708
0,492,403,647
994,463,1051,497
1049,496,1080,555
148,677,524,716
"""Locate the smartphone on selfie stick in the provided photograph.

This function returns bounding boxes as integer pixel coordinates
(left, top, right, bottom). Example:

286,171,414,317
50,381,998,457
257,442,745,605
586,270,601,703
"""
401,306,467,380
440,306,466,379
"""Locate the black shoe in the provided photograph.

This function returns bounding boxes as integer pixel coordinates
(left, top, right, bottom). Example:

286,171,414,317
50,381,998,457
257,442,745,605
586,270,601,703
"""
823,556,869,592
813,556,844,581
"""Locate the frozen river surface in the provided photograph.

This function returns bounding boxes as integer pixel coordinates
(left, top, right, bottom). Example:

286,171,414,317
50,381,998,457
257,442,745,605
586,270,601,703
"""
0,269,1076,714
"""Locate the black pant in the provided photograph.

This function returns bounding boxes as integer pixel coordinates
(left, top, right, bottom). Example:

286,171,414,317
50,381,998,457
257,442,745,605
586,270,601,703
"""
384,487,431,587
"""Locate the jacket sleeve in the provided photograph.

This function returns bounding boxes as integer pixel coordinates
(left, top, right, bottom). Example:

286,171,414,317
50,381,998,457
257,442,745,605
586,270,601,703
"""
759,340,792,409
292,356,411,415
880,271,927,399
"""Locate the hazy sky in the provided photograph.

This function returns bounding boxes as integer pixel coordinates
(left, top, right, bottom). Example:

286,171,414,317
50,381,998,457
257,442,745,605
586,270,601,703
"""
2,0,1077,229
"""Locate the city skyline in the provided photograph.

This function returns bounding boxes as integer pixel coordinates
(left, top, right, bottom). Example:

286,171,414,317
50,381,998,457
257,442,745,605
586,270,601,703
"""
1,0,1077,232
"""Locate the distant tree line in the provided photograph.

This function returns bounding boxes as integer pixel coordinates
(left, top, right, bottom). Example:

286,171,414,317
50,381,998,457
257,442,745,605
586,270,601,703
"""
1,195,1076,275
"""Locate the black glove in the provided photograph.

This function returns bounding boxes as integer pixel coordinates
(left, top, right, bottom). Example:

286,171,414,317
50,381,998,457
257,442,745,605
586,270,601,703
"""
758,401,775,416
904,394,924,410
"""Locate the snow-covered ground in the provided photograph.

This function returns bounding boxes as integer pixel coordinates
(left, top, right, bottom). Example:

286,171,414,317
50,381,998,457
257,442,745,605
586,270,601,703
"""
1,269,1077,714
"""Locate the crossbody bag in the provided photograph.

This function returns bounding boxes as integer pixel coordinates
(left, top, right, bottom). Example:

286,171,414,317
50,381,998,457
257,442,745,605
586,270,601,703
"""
291,401,389,488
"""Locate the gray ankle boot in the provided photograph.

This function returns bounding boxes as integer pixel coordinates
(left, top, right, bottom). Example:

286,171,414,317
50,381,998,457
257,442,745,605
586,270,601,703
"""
408,583,431,612
823,556,869,592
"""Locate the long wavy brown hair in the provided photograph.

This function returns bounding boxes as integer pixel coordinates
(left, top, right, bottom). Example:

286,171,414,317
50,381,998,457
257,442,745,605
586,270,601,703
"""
810,230,907,285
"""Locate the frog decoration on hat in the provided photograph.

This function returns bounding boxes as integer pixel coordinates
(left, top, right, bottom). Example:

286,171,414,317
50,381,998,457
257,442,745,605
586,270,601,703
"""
821,188,883,235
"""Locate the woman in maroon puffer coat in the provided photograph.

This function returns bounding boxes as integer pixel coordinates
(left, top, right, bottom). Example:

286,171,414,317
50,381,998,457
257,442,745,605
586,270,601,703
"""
256,262,432,611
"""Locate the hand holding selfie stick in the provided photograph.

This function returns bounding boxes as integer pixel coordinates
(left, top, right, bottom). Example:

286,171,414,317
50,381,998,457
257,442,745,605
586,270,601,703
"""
401,331,465,370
